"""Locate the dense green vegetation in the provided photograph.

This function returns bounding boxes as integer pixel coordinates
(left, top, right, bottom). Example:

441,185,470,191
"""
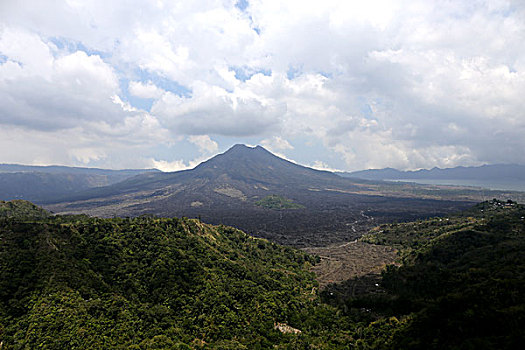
255,195,305,210
0,201,349,349
328,199,525,348
2,199,524,348
0,199,51,219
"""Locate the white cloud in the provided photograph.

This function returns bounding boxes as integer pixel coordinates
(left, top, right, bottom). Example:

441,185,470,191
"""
150,154,212,172
0,27,54,77
128,81,165,99
0,29,129,130
309,160,340,172
1,0,525,170
150,159,192,172
188,135,219,154
68,147,107,164
0,120,168,169
0,26,175,169
260,136,294,152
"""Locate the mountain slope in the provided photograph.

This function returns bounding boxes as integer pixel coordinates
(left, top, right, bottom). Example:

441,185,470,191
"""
340,199,525,349
0,164,159,202
46,145,474,247
0,199,51,219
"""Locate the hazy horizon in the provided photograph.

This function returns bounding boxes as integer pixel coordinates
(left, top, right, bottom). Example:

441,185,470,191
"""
2,143,525,174
3,144,525,185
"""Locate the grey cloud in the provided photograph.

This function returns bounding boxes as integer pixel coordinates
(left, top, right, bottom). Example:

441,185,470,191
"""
152,87,286,137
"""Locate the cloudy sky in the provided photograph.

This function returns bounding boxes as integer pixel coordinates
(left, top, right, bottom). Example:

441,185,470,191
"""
1,0,524,171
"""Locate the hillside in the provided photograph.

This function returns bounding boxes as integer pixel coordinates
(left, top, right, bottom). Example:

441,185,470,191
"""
0,164,158,202
1,200,524,348
0,202,326,349
0,199,51,219
322,199,525,349
45,145,478,247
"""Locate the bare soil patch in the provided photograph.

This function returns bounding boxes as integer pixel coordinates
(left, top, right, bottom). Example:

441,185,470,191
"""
304,241,397,289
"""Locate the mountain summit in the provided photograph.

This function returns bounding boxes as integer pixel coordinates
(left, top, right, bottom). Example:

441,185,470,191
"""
199,144,281,170
195,144,279,172
193,144,338,185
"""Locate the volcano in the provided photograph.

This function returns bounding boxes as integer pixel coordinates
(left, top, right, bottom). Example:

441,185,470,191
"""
45,145,470,247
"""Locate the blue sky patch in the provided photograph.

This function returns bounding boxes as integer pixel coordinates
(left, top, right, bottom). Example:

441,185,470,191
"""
287,66,302,79
231,66,271,82
134,69,191,97
358,98,374,119
119,69,192,111
48,37,110,58
235,0,249,11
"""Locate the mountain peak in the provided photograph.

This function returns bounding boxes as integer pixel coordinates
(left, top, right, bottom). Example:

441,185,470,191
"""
191,143,337,184
230,144,256,150
226,144,265,153
214,144,273,160
198,144,273,167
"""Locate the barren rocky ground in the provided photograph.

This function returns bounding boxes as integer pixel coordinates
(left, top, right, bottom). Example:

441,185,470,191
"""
304,240,398,289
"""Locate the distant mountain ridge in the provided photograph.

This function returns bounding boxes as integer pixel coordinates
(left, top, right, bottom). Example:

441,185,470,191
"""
343,164,525,182
0,164,159,202
0,163,159,176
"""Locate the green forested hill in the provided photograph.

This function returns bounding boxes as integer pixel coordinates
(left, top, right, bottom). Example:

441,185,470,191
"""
1,199,525,349
339,199,525,349
0,199,51,219
255,195,305,210
0,210,333,349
